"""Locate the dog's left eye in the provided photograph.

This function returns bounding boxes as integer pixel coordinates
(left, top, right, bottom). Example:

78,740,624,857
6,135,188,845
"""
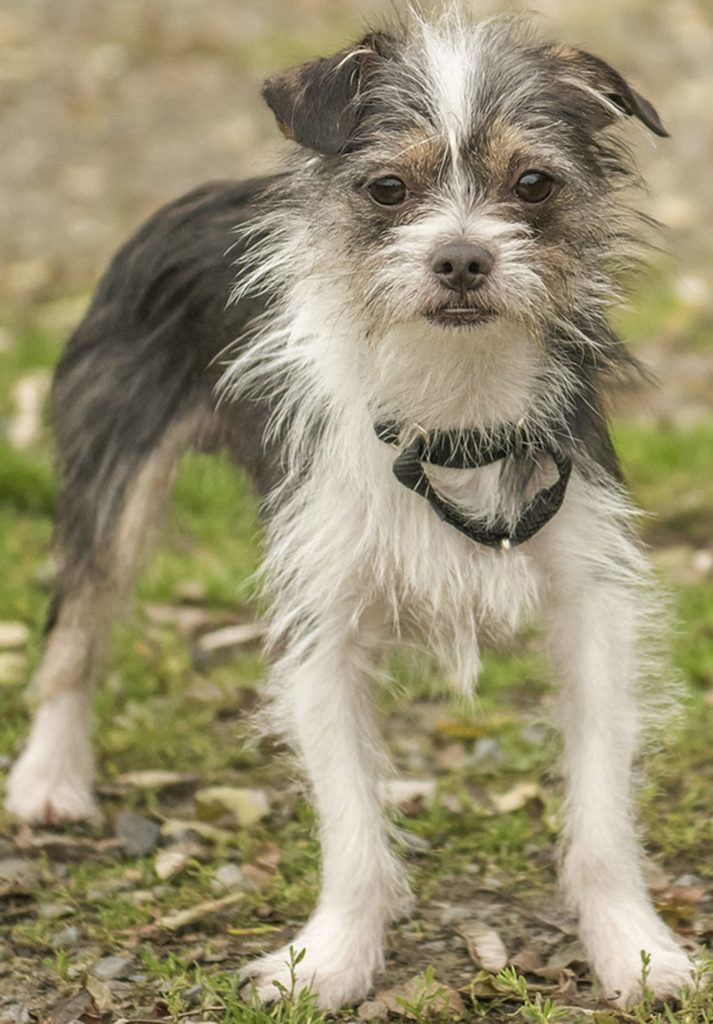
367,176,407,207
514,171,555,204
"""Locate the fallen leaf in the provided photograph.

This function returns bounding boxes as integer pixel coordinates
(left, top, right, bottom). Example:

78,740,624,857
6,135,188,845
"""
541,939,588,979
253,842,281,872
155,847,190,880
0,621,30,649
9,371,50,450
510,948,545,974
145,603,217,634
382,779,436,812
115,769,200,791
197,621,266,652
85,975,113,1011
195,786,270,827
462,921,508,972
157,891,244,931
13,832,121,859
161,818,235,845
42,990,98,1024
227,923,282,936
491,781,542,814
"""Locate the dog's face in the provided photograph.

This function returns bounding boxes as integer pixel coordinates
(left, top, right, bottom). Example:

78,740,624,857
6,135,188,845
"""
261,14,666,343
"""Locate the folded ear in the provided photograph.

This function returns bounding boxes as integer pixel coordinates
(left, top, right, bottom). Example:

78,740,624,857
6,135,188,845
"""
261,31,395,155
541,44,668,137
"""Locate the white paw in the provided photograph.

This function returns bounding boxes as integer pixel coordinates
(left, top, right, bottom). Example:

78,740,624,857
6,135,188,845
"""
581,901,694,1007
6,693,99,825
243,909,383,1009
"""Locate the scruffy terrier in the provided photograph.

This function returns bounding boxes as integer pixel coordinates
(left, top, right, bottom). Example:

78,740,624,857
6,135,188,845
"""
6,6,694,1011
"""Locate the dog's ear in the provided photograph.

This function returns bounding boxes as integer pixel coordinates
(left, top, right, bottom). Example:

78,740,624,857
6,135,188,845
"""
541,45,668,137
262,31,395,155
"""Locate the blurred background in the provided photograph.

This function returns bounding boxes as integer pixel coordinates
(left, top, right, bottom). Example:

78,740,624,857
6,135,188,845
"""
0,0,712,307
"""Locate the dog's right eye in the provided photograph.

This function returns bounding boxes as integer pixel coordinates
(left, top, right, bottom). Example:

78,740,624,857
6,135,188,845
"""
366,176,407,207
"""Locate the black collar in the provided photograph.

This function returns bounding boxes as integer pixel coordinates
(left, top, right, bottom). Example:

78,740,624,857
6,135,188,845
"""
374,420,572,550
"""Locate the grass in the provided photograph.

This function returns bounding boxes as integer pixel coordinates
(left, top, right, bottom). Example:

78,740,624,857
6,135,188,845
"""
0,281,712,1022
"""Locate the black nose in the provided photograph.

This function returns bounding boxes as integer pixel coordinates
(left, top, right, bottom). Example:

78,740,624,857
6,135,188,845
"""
432,242,494,294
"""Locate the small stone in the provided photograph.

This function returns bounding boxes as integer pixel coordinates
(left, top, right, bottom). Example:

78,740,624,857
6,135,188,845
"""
130,890,155,906
520,722,549,745
0,858,38,887
39,902,74,919
358,1000,388,1021
674,873,703,887
212,862,246,891
471,737,503,764
116,811,161,857
50,925,81,948
0,1004,30,1024
182,982,204,1006
91,955,134,981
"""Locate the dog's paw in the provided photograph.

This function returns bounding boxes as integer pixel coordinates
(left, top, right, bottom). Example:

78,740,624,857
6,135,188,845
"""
5,694,98,825
6,756,99,824
243,910,383,1009
583,903,694,1007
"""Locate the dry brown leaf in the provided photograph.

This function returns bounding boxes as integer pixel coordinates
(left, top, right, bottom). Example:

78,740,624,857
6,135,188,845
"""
158,891,244,931
85,975,113,1013
462,920,508,972
510,948,545,975
42,990,97,1024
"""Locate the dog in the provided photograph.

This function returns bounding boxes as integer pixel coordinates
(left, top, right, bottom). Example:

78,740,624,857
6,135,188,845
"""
6,5,694,1011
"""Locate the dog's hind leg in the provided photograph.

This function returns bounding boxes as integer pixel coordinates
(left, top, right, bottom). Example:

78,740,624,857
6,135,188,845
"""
5,180,279,824
5,410,204,825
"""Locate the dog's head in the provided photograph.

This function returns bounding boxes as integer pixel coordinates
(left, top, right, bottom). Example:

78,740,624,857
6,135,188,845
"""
260,12,666,342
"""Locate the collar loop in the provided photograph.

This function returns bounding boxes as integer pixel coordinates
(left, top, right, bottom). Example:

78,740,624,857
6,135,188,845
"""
374,420,572,549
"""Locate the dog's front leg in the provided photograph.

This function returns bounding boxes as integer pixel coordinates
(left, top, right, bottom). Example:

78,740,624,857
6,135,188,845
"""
545,559,692,1007
245,612,410,1009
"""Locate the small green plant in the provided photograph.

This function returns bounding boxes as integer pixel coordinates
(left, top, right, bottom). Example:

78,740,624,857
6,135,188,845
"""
395,965,464,1022
627,948,713,1024
217,947,330,1024
496,965,568,1023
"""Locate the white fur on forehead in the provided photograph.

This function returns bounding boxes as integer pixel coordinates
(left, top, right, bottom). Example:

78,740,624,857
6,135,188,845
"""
381,9,541,155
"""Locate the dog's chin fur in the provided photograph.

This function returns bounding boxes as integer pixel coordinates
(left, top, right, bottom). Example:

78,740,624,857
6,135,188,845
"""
6,6,695,1014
